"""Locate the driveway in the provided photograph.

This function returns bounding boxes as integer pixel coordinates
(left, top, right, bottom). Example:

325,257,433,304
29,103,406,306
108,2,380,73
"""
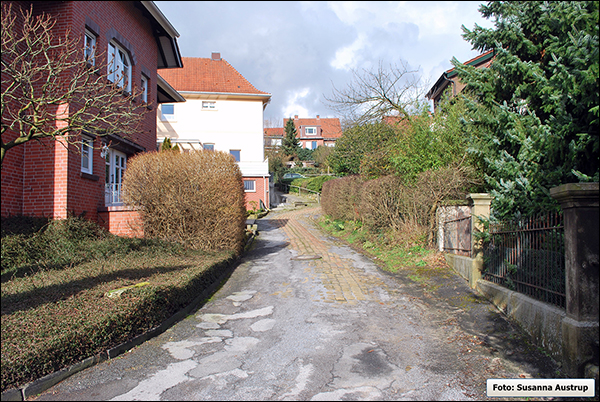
31,200,559,401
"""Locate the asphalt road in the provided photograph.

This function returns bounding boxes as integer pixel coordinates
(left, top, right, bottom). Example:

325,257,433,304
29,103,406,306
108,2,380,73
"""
30,200,559,401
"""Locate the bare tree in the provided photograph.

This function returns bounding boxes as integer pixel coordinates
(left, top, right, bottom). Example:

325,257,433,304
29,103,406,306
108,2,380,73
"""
323,60,429,127
1,3,147,170
263,117,280,128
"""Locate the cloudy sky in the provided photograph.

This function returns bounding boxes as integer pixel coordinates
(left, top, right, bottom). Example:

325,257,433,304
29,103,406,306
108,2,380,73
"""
154,1,495,125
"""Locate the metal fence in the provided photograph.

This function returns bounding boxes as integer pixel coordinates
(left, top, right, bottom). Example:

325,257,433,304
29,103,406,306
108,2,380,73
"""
482,211,565,308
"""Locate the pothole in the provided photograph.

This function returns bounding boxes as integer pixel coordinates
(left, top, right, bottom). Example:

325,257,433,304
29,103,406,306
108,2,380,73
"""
291,255,322,261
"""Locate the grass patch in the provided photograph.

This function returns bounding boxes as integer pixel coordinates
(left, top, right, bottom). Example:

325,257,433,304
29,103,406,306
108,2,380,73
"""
317,215,453,290
1,216,236,393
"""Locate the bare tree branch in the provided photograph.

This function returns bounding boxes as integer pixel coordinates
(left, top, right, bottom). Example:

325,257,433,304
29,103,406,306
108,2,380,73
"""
323,60,430,128
1,3,148,168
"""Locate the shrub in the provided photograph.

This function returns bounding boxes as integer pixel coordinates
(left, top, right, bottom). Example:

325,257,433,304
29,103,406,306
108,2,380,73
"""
321,175,364,221
359,175,405,232
322,163,479,247
122,151,247,254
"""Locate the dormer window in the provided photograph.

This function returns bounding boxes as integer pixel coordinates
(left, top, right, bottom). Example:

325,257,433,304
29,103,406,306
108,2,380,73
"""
305,127,317,136
107,41,131,92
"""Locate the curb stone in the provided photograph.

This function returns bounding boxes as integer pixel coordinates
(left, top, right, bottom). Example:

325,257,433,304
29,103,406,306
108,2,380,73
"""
0,233,256,402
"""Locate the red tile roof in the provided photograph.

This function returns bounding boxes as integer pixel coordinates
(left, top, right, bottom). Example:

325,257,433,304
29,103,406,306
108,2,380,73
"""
288,116,343,139
264,127,284,137
158,56,270,95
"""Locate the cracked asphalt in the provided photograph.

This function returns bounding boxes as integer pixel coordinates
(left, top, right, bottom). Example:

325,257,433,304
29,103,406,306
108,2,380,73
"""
30,197,560,401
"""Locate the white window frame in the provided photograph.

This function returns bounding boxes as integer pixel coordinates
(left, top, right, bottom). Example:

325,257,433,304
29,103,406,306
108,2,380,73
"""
104,149,127,206
141,74,148,103
81,136,93,174
84,29,96,65
244,180,256,192
107,41,131,92
160,104,175,121
202,101,217,110
305,126,317,136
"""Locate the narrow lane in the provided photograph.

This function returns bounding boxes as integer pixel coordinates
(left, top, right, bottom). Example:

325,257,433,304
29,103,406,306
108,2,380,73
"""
31,204,554,401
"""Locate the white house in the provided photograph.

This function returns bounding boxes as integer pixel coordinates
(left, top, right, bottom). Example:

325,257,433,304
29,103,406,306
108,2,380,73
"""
157,53,272,209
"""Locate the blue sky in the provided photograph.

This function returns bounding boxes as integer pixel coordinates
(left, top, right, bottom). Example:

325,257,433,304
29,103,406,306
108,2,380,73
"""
154,1,495,124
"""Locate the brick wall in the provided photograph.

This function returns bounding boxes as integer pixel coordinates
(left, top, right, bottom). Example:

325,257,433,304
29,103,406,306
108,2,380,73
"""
98,208,144,238
244,176,270,210
1,1,159,236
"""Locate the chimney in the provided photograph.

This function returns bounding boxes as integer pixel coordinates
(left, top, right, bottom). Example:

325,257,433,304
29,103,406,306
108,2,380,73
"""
211,52,221,61
316,115,320,119
294,115,298,119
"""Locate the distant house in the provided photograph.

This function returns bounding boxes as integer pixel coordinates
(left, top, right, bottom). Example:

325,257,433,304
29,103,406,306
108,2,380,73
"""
264,115,343,151
264,127,284,152
157,53,272,210
426,50,494,113
0,1,184,237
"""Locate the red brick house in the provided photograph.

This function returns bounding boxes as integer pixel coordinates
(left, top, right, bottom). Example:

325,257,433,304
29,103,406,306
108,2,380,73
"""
426,50,495,113
1,1,184,236
264,115,343,151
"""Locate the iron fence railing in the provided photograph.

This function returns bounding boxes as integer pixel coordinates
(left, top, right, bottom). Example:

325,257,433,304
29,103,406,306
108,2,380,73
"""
482,211,565,308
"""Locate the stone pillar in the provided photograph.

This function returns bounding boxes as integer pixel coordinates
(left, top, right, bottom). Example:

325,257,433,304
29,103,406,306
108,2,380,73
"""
467,193,493,288
550,182,599,377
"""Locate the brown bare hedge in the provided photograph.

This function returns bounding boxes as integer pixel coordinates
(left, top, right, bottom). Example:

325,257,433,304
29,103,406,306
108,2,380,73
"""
321,175,363,221
122,151,247,254
321,164,479,247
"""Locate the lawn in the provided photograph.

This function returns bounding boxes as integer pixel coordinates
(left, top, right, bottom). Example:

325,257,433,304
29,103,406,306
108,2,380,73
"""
1,216,237,393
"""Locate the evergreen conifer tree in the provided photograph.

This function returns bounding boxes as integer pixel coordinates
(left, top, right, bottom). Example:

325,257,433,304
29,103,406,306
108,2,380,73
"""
455,1,599,219
282,118,300,156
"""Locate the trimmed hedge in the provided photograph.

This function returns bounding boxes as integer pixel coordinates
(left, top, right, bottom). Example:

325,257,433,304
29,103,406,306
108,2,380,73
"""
1,248,234,393
122,151,247,254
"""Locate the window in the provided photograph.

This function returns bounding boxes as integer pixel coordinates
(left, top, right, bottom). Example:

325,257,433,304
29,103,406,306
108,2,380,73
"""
203,143,214,151
202,101,216,110
160,104,175,121
84,30,96,65
305,127,317,136
107,41,131,92
141,75,148,103
104,148,127,205
229,150,240,162
81,137,93,174
311,141,317,150
244,180,256,192
274,139,282,146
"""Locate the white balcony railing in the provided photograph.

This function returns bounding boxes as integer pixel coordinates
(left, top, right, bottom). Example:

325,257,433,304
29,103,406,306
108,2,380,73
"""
105,183,123,206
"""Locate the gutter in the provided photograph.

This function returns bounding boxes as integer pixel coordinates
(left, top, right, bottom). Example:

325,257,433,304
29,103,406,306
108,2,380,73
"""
177,91,272,99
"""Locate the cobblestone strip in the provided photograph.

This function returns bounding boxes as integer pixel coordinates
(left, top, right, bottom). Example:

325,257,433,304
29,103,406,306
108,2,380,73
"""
273,207,373,305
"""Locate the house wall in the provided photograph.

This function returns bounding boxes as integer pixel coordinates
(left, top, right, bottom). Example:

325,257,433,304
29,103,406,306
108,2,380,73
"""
98,208,144,238
300,139,324,149
157,96,270,210
243,176,270,210
1,1,159,231
158,97,265,163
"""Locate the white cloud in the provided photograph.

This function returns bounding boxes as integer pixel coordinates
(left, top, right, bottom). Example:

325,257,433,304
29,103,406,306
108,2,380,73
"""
330,33,367,71
282,88,311,118
154,1,496,121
